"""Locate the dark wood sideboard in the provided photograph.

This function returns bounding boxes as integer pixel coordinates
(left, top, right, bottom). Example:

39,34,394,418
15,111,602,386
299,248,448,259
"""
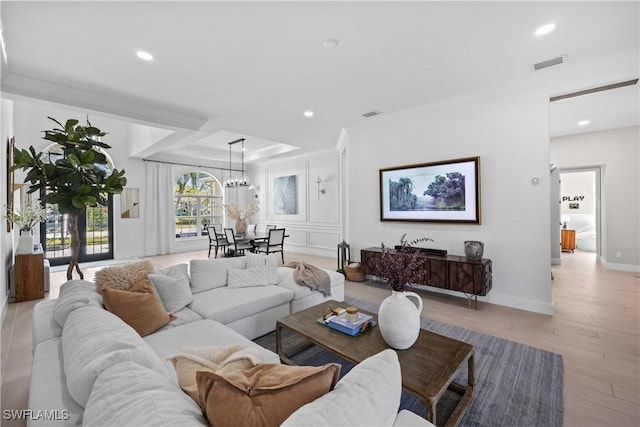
360,247,492,306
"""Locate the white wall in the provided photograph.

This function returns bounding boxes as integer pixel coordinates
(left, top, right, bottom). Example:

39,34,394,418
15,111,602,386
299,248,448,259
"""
1,99,14,321
345,88,554,314
551,126,639,271
252,150,341,258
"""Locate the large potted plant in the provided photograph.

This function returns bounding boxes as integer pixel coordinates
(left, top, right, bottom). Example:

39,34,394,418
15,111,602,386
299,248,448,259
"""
11,117,127,280
375,234,433,349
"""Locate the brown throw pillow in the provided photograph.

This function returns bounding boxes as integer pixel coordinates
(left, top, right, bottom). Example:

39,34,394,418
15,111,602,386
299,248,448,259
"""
102,275,174,336
95,260,155,292
196,363,341,427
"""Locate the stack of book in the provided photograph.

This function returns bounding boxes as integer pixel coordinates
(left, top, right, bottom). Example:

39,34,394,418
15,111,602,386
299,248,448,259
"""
326,312,375,336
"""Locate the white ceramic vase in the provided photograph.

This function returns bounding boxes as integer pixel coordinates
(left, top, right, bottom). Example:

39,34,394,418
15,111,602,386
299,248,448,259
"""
378,290,423,350
16,229,34,254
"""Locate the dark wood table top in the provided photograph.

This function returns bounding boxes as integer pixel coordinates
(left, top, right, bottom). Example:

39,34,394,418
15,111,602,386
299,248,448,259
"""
276,300,474,404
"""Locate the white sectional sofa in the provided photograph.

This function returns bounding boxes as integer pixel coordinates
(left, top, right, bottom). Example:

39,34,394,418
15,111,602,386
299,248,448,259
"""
28,255,433,426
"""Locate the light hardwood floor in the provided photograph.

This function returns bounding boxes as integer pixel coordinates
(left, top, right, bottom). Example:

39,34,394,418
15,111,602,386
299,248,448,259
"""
1,249,639,426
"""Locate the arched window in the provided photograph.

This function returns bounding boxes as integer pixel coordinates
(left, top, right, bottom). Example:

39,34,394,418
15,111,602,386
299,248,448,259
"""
174,171,223,238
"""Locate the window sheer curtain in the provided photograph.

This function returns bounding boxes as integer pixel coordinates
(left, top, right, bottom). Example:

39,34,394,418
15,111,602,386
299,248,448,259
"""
145,161,175,255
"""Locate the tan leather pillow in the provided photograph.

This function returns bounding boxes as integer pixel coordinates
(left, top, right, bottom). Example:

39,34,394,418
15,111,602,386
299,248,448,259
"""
95,260,155,292
102,275,174,336
196,363,341,427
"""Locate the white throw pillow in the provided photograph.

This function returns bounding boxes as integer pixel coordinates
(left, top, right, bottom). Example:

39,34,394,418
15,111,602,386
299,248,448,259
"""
281,349,402,427
148,270,193,314
246,252,266,269
62,306,167,407
84,361,206,427
265,253,281,285
245,252,280,285
189,258,247,293
227,266,270,288
156,263,189,278
53,280,103,327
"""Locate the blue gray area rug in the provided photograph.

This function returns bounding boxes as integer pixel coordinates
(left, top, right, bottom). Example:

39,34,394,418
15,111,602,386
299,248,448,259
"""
254,296,563,427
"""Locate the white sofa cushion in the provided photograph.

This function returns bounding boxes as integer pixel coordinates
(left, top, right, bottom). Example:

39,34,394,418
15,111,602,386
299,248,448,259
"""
53,280,103,327
155,307,204,331
28,337,84,427
143,319,281,381
393,410,436,427
282,349,402,427
277,267,345,300
83,361,206,427
62,306,167,407
188,285,293,325
32,300,62,349
189,257,246,293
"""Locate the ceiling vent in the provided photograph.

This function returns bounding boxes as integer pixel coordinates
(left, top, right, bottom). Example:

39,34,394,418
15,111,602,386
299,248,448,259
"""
362,110,381,118
532,54,568,71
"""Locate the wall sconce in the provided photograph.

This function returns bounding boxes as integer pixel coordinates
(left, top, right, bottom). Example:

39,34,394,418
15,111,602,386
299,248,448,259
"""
315,175,326,199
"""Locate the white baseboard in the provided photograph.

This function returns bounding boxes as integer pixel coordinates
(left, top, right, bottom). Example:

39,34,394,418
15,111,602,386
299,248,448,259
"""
602,260,640,273
409,284,555,315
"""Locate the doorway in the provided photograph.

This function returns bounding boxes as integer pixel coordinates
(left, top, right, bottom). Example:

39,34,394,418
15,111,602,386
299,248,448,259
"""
559,168,601,260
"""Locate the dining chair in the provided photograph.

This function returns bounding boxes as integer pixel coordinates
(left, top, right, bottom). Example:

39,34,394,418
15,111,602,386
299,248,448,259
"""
254,228,285,263
205,225,227,258
211,223,224,236
224,228,253,257
247,223,257,234
265,224,277,233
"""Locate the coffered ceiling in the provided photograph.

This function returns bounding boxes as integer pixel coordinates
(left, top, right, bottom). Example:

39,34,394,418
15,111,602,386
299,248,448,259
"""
1,1,638,164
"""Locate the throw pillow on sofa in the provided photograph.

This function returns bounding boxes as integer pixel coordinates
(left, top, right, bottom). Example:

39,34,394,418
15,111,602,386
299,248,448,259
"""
227,266,270,288
168,344,266,403
196,363,341,427
246,252,280,284
95,259,155,292
281,349,402,426
148,268,193,314
102,275,175,336
190,257,247,293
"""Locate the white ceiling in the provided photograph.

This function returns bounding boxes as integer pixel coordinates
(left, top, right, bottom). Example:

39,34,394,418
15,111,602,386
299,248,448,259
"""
1,1,638,164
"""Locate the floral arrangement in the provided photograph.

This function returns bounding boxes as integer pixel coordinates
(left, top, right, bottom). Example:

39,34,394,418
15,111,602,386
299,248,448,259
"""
376,234,434,292
223,199,260,220
6,202,48,232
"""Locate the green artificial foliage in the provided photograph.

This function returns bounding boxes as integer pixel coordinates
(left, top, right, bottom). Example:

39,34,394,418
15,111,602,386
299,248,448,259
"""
12,117,127,280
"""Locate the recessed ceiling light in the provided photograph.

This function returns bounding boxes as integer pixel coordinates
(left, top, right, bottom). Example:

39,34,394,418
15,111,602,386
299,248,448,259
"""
136,50,154,61
578,120,590,126
323,39,339,49
304,111,314,118
535,23,556,36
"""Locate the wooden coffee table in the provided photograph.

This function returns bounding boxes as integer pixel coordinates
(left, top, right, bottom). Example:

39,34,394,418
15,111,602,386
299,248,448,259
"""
276,300,474,427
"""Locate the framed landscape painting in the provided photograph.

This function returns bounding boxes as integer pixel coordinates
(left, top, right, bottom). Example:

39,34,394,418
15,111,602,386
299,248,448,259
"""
380,156,481,224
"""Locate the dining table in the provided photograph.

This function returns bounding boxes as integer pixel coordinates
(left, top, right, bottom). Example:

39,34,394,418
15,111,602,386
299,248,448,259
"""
221,231,289,257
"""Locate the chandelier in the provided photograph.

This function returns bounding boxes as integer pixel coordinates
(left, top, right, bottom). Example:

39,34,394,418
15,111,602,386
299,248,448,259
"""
224,138,249,187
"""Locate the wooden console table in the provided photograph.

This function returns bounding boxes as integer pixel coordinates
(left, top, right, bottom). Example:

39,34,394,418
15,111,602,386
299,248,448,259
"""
360,247,492,307
14,247,45,302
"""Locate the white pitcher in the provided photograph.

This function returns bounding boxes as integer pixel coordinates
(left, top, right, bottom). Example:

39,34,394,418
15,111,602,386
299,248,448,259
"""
378,290,423,350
